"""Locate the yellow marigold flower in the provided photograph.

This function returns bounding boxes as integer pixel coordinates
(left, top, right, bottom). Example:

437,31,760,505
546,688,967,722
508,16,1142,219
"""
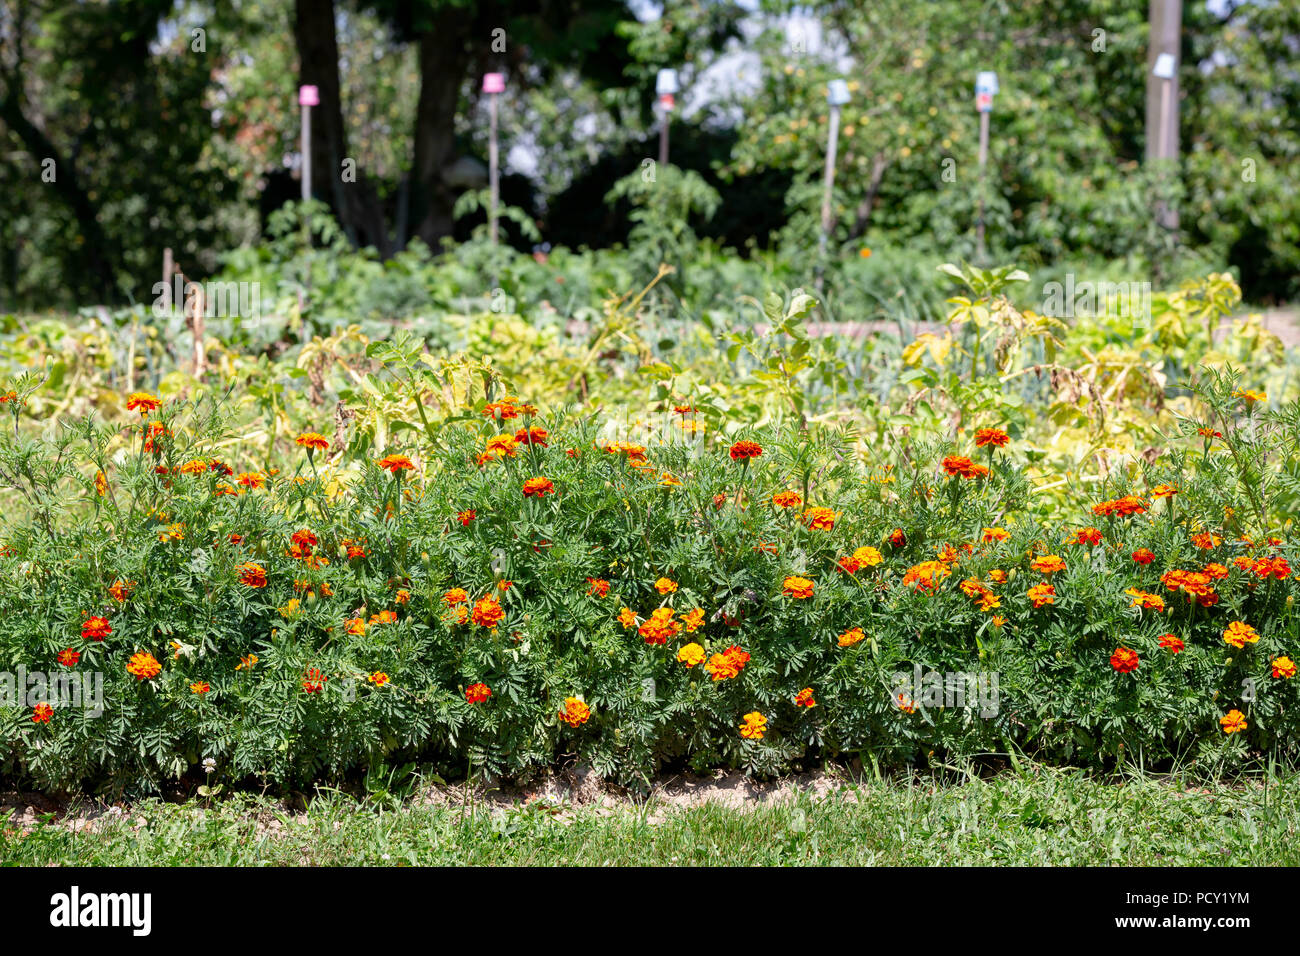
485,434,518,458
681,608,705,632
1220,709,1247,734
981,527,1009,543
345,617,366,635
125,392,161,415
851,546,883,567
1030,554,1066,574
654,577,678,595
617,607,638,629
772,491,802,509
782,576,814,599
803,506,838,531
794,687,816,708
126,651,161,681
1223,621,1260,649
838,626,865,647
368,672,390,686
279,598,301,618
190,681,210,694
1271,656,1296,679
739,711,767,740
677,642,706,667
94,470,109,496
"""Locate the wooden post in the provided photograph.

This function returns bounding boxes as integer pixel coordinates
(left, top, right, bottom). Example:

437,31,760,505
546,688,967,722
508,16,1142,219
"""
818,103,842,256
976,110,990,263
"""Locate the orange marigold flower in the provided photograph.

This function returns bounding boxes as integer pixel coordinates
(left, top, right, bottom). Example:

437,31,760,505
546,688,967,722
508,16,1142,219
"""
465,682,492,703
345,617,366,636
1030,554,1066,574
296,432,330,451
1253,556,1291,579
782,575,814,599
1223,621,1260,649
514,426,549,447
903,561,951,592
1272,656,1296,679
522,476,555,498
237,562,267,588
485,434,518,458
236,653,258,671
794,687,816,708
1027,583,1055,608
852,546,883,567
1110,647,1140,673
728,440,763,461
95,470,109,496
803,506,838,531
377,454,415,473
772,490,802,509
190,681,210,694
1072,527,1103,546
704,645,750,681
1159,633,1185,654
471,595,504,628
82,616,112,641
739,711,768,739
639,607,682,645
617,607,638,629
57,648,81,667
654,577,678,595
681,608,705,632
941,455,975,477
127,651,162,680
483,399,520,421
1220,709,1247,734
895,692,917,714
838,626,866,647
302,667,328,693
291,529,318,553
1151,484,1178,498
1191,531,1222,549
677,642,706,667
988,569,1007,583
126,392,161,415
32,703,53,724
558,697,591,727
1126,587,1166,611
974,427,1010,448
1132,548,1155,565
981,527,1010,543
586,577,610,597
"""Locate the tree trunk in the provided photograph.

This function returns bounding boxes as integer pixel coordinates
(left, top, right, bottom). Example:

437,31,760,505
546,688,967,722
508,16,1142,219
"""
846,151,890,241
293,0,389,255
411,14,472,248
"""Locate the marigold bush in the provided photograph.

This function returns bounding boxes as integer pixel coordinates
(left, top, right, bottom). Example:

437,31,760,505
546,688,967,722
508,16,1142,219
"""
0,367,1296,791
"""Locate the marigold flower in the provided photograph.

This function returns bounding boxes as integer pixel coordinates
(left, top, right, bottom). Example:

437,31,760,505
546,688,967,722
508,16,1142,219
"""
682,608,705,632
456,509,476,526
485,434,518,459
82,616,112,641
1223,621,1260,649
1030,554,1066,574
838,626,865,647
57,648,81,667
974,428,1010,448
677,643,706,667
296,432,330,452
190,681,210,694
302,667,327,693
279,598,301,619
639,607,682,645
1220,709,1247,734
586,577,610,597
483,399,520,421
237,562,267,588
728,440,763,461
982,527,1010,543
94,470,109,496
794,688,816,708
704,645,750,681
514,426,549,447
1072,527,1103,546
739,711,768,740
654,577,678,595
889,528,906,547
127,651,161,680
988,569,1007,584
1092,496,1147,517
368,672,390,687
1110,647,1140,673
782,576,814,599
1159,633,1184,654
465,682,492,703
558,697,591,727
1191,532,1222,550
617,607,638,629
1126,587,1166,611
1253,556,1291,579
803,506,837,531
895,692,917,714
772,491,802,509
345,617,366,635
942,455,975,477
471,595,504,628
1151,484,1178,498
522,476,555,498
1272,656,1296,679
903,561,951,592
377,454,415,473
1132,548,1155,565
1027,583,1055,608
234,471,265,490
126,392,161,415
236,653,258,671
1234,388,1266,404
32,703,53,723
852,546,883,567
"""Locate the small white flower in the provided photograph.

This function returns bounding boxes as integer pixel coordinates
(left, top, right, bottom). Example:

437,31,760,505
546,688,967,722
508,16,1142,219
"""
202,757,217,774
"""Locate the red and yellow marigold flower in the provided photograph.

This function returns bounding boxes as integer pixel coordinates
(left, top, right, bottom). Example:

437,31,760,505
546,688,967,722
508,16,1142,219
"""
782,576,814,599
521,476,555,498
1132,548,1155,565
794,687,816,708
617,607,638,629
558,697,591,727
32,703,53,724
1126,587,1166,611
471,595,505,628
803,506,837,531
296,432,329,452
638,607,682,645
654,577,678,595
377,454,415,473
345,617,366,636
1027,583,1056,608
1158,633,1185,654
982,527,1010,543
1190,531,1222,549
127,651,161,680
190,681,210,694
1071,527,1103,546
237,562,267,588
302,667,327,693
888,528,906,547
739,711,767,739
772,490,802,509
1030,554,1066,575
728,440,763,461
57,648,81,667
368,672,389,686
704,645,750,681
941,455,976,477
586,577,610,597
677,643,706,667
1220,709,1247,734
126,392,161,415
903,561,951,592
1151,484,1178,498
838,626,866,647
1092,496,1147,517
456,509,476,526
681,608,705,632
514,426,548,447
974,427,1009,448
1223,621,1260,649
1270,656,1296,679
1110,647,1140,673
465,682,492,704
81,616,112,641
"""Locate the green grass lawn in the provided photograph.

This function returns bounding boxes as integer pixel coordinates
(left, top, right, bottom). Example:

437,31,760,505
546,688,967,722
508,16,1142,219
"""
3,765,1297,866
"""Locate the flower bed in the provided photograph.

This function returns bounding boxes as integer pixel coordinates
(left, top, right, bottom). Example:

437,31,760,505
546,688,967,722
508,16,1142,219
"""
0,370,1296,791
